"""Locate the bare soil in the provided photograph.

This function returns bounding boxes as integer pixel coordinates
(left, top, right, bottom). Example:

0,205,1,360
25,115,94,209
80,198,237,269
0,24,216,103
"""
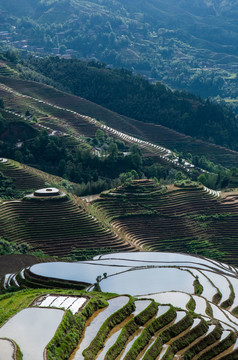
0,254,45,283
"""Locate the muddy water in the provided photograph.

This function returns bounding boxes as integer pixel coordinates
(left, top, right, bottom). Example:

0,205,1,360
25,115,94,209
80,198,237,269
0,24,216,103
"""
0,339,14,360
0,308,64,360
70,296,129,360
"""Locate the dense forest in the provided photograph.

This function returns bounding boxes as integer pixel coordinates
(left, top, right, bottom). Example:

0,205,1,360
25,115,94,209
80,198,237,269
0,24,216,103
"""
0,0,237,108
21,56,238,151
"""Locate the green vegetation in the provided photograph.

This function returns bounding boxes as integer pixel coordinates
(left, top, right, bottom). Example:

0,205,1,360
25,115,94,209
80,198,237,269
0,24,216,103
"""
123,306,177,360
0,238,31,256
166,319,209,359
47,297,108,360
0,171,23,199
105,300,159,360
144,312,193,359
193,276,203,296
198,332,236,360
1,0,238,110
83,296,135,359
65,247,118,261
187,240,226,262
183,323,223,360
24,57,238,151
187,296,196,311
16,342,23,360
93,180,238,264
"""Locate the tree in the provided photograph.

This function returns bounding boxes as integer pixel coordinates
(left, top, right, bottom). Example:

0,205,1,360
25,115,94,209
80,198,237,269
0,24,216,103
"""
108,142,118,159
95,129,105,145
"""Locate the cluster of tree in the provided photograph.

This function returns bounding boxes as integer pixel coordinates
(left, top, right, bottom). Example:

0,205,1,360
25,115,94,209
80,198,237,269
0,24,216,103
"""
0,237,30,256
23,56,238,150
1,0,238,109
0,115,190,195
0,171,23,199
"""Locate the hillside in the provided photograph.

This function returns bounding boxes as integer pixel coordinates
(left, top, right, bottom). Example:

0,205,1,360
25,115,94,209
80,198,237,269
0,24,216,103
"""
93,179,238,266
1,75,238,172
22,56,238,151
0,0,238,106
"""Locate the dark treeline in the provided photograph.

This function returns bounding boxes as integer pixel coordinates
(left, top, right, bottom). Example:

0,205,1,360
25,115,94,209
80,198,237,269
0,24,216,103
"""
23,57,238,151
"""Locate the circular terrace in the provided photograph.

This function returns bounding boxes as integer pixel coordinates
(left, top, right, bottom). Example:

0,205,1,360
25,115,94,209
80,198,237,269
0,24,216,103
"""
34,187,60,197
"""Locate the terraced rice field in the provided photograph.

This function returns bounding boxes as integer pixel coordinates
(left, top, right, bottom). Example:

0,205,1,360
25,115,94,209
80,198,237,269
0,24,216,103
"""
0,158,47,190
0,307,65,360
0,188,133,256
3,251,238,359
93,179,238,265
1,76,238,167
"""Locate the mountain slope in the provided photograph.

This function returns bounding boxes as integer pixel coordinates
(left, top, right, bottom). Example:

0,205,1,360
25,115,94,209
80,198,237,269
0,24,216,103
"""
1,0,238,104
1,75,238,168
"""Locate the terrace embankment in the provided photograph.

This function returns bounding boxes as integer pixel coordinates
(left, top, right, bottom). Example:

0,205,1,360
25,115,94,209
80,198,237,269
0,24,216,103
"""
93,179,238,265
0,192,134,256
0,158,74,191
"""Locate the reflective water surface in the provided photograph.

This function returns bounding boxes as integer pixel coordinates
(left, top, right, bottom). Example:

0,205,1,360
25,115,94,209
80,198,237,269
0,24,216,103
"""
0,308,64,360
139,291,191,310
30,262,126,284
96,300,151,360
71,296,129,360
100,267,194,296
0,339,14,360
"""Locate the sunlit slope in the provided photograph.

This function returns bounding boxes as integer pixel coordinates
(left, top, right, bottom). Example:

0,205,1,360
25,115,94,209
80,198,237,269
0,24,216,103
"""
1,76,238,167
93,179,238,265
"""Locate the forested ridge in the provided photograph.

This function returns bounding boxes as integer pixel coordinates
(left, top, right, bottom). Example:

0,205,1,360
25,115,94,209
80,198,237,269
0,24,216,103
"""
22,56,238,151
0,0,238,108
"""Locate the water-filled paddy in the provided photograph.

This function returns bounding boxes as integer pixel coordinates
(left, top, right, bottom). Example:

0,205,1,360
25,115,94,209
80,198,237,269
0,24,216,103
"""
220,330,232,341
0,339,14,360
173,311,186,324
87,258,223,273
99,267,194,295
71,296,129,360
228,277,238,311
190,269,217,302
30,262,127,284
190,318,200,330
201,270,231,303
0,308,64,360
210,304,238,330
158,344,169,359
94,252,236,275
193,295,208,316
96,300,151,360
139,291,191,310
